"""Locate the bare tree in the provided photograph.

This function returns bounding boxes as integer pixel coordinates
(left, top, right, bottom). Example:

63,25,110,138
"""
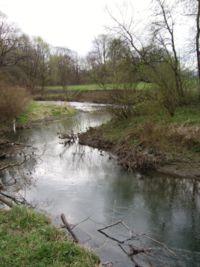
152,0,184,99
180,0,200,97
107,3,185,115
87,34,111,88
196,0,200,94
0,12,23,68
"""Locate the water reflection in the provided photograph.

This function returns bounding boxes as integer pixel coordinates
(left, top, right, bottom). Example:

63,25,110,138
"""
2,102,200,266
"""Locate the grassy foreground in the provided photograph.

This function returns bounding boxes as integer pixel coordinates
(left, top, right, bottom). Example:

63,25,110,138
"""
17,101,75,125
0,206,99,267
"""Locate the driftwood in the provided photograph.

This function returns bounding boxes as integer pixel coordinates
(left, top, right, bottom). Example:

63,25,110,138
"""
61,213,79,243
0,191,30,206
0,153,27,172
97,220,129,244
97,219,176,267
0,195,13,207
59,131,77,146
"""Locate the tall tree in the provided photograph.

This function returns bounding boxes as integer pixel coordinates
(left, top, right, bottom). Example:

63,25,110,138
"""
152,0,184,99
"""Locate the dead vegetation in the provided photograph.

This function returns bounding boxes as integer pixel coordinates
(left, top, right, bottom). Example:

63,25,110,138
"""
0,83,30,129
78,114,200,176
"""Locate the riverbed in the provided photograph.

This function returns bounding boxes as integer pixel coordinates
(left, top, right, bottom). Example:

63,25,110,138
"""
3,102,200,266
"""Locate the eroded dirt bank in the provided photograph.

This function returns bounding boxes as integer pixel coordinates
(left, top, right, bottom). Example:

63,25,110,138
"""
79,126,200,179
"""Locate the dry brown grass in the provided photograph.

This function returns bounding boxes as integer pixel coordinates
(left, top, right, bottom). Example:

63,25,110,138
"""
169,125,200,147
0,83,30,124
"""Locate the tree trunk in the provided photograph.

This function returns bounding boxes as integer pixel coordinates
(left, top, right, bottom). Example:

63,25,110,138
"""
196,0,200,98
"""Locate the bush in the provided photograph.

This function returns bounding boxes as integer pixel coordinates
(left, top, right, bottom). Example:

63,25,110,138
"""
0,83,30,125
108,88,158,120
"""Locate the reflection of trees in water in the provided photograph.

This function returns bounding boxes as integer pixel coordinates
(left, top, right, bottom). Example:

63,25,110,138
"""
100,172,200,262
0,147,38,193
59,140,113,172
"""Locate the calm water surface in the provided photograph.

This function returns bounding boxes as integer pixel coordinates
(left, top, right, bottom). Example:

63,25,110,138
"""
3,102,200,266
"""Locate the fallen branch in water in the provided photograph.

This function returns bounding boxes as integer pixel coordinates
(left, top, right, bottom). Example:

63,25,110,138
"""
0,195,13,207
61,213,79,243
0,191,31,206
70,216,91,230
97,219,176,266
97,220,127,244
143,233,176,256
118,243,144,267
0,153,28,172
59,131,77,146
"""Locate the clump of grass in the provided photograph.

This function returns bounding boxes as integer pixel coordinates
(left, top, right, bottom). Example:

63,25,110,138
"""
0,206,99,267
17,101,75,125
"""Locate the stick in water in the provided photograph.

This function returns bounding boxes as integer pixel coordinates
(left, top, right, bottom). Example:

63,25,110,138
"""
61,213,79,243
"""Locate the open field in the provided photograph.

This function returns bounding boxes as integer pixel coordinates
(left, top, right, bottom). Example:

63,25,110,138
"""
45,82,153,91
34,83,155,104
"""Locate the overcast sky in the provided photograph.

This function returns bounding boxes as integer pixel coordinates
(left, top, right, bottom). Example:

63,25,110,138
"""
0,0,154,55
0,0,192,59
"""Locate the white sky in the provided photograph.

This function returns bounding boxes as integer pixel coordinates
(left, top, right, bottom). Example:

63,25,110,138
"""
0,0,153,55
0,0,192,58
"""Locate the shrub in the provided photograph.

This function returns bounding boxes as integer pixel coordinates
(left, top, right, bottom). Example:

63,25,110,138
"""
108,88,158,120
0,83,30,125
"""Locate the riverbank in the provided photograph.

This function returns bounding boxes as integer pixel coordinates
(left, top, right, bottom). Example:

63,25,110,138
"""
17,101,75,126
0,101,75,136
0,101,76,171
79,104,200,179
0,206,99,267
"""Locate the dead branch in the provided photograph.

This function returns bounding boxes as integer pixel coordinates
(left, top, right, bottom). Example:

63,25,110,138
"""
70,216,91,230
0,155,27,172
61,213,79,243
98,219,176,266
98,220,127,244
118,244,143,267
0,191,31,206
0,195,13,207
143,234,176,256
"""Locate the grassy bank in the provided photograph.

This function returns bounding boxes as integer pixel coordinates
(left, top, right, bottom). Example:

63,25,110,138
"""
79,104,200,177
17,101,75,125
0,206,99,267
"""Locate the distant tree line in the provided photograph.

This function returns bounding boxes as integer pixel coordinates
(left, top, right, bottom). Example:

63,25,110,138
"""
0,0,200,117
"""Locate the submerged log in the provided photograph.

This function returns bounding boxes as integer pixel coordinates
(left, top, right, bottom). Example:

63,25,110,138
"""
61,213,79,243
0,195,13,208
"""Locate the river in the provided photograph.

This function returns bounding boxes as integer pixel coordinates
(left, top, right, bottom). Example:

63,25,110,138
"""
3,102,200,266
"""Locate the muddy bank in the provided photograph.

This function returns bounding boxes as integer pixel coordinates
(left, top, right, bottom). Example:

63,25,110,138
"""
79,127,200,179
79,127,164,173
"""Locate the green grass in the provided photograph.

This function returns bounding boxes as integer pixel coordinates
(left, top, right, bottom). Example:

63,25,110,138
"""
0,206,98,267
170,106,200,125
45,82,153,92
17,101,75,125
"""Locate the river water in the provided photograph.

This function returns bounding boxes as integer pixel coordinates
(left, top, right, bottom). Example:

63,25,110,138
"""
3,102,200,266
